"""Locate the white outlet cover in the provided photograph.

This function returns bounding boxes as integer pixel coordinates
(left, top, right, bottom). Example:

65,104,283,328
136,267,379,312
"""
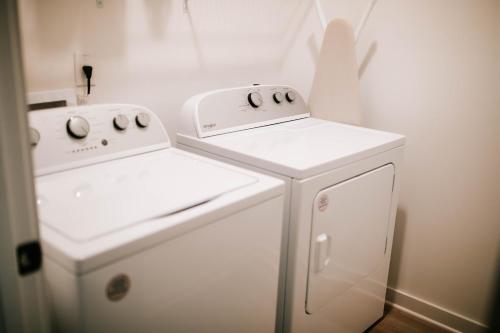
73,52,94,87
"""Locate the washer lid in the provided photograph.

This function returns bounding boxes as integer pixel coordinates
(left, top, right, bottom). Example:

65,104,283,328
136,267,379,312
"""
36,149,257,242
184,118,405,179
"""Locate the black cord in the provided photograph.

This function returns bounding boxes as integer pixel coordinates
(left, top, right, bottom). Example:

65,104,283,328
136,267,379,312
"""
82,65,93,94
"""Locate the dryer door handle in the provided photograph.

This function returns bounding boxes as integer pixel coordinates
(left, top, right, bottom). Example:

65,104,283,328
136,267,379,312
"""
315,233,332,273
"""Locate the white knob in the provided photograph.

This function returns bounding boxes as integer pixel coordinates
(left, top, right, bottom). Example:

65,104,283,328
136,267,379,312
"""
273,92,284,104
248,92,263,108
66,116,90,139
113,114,129,131
285,90,296,103
29,128,40,147
135,112,151,128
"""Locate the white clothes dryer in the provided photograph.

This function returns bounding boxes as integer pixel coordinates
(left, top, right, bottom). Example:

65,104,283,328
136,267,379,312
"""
177,85,406,333
29,104,285,333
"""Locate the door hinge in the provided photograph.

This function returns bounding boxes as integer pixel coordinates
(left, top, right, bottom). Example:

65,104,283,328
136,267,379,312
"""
16,241,42,276
384,236,388,254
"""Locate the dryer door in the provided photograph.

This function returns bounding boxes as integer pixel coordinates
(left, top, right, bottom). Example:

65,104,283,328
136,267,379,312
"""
305,164,394,314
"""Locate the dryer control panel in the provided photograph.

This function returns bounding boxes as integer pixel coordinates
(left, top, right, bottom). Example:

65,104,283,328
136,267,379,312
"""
179,85,309,138
29,104,170,175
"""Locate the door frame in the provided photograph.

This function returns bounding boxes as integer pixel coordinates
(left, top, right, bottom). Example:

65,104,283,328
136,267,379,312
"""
0,0,49,332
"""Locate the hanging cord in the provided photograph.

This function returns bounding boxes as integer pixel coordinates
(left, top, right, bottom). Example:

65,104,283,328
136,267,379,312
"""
315,0,378,43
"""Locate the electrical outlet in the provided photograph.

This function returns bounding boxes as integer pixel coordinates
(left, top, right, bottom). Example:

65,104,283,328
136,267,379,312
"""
73,52,95,88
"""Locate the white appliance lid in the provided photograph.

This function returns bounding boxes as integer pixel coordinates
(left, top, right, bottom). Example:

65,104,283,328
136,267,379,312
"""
195,117,405,179
36,149,257,242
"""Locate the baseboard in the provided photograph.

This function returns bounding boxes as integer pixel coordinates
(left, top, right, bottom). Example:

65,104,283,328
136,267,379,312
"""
386,287,489,333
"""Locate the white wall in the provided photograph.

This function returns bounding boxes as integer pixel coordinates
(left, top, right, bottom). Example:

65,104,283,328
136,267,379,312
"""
18,0,317,137
356,0,500,327
19,0,500,330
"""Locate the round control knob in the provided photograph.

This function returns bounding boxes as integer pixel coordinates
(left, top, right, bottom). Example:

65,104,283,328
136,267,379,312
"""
113,114,129,131
29,128,40,147
285,90,296,103
273,92,284,104
66,116,90,139
135,112,151,128
247,92,263,108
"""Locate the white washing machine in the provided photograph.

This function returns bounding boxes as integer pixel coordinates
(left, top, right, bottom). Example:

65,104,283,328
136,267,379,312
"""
29,104,285,333
177,85,406,333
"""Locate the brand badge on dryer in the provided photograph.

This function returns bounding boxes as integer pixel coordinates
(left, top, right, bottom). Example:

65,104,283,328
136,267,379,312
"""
106,274,131,301
318,194,329,212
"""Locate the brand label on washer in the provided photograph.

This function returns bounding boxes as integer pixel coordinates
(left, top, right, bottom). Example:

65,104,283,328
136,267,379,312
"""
202,123,217,129
106,274,131,302
318,194,329,212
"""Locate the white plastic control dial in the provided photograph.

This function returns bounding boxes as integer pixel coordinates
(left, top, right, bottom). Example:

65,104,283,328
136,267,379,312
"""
135,112,151,128
285,90,296,103
113,114,129,131
248,92,263,108
66,116,90,139
29,127,40,146
273,92,284,104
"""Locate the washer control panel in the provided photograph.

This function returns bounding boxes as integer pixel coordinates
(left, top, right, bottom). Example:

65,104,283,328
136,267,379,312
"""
29,104,170,175
180,85,309,138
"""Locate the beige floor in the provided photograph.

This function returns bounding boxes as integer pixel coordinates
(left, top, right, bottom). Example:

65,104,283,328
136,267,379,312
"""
365,307,452,333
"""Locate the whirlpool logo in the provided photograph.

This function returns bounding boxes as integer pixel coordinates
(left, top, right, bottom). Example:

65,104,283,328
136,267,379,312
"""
203,123,217,129
318,194,329,212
